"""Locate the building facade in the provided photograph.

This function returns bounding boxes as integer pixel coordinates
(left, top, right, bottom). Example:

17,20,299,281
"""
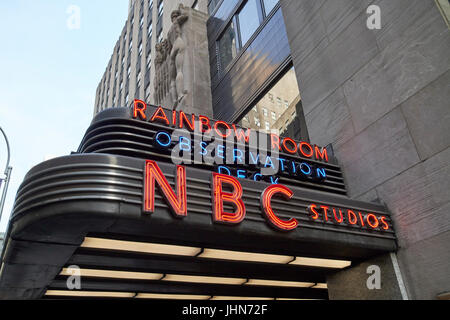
94,0,207,115
203,0,450,300
0,0,448,300
82,0,450,300
92,0,450,300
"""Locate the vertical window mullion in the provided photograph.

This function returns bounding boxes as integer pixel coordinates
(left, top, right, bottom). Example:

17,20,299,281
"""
234,15,242,50
257,0,264,22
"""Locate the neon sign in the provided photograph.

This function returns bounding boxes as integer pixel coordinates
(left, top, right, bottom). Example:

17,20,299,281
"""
133,100,331,185
143,160,391,233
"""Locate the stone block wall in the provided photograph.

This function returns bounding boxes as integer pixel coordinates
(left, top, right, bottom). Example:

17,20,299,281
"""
281,0,450,299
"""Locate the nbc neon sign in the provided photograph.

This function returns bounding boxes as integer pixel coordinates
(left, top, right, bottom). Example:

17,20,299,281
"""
143,160,391,232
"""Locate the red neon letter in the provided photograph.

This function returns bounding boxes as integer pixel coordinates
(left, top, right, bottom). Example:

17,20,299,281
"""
270,134,281,151
150,107,170,125
282,138,298,154
179,111,195,131
232,125,252,143
315,145,329,162
133,99,147,120
358,212,365,227
261,185,298,231
172,110,177,125
333,208,344,223
214,121,232,138
211,173,245,224
199,115,212,133
380,216,390,230
299,142,314,158
143,160,187,217
366,214,379,229
308,204,320,220
320,205,329,221
347,210,358,225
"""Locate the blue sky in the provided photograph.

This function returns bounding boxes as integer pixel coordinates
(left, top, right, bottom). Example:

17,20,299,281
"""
0,1,129,231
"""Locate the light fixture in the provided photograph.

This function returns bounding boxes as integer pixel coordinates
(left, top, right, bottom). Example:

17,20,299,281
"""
245,279,314,288
81,237,202,256
60,268,163,281
289,257,351,269
136,293,211,300
80,238,350,269
311,283,328,289
198,248,293,264
45,290,135,298
163,274,247,285
437,292,450,300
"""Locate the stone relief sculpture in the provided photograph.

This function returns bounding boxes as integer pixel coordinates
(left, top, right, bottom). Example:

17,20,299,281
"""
154,4,188,109
152,3,212,117
168,4,189,108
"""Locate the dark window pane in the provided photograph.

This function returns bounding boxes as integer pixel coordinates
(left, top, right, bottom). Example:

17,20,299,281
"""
218,21,237,71
238,0,260,46
263,0,278,15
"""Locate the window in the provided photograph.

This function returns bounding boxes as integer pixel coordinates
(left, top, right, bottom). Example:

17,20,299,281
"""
217,21,237,71
140,16,144,29
127,66,131,78
237,0,261,46
145,83,151,100
238,67,306,140
129,40,133,53
138,41,143,57
216,0,279,76
271,111,277,120
148,23,153,37
158,0,163,18
137,71,142,88
268,93,274,102
157,29,163,43
146,52,152,69
263,0,278,15
125,93,129,105
208,0,220,15
192,0,199,10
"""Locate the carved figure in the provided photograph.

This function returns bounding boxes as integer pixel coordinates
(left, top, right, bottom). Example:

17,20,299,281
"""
167,4,189,108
